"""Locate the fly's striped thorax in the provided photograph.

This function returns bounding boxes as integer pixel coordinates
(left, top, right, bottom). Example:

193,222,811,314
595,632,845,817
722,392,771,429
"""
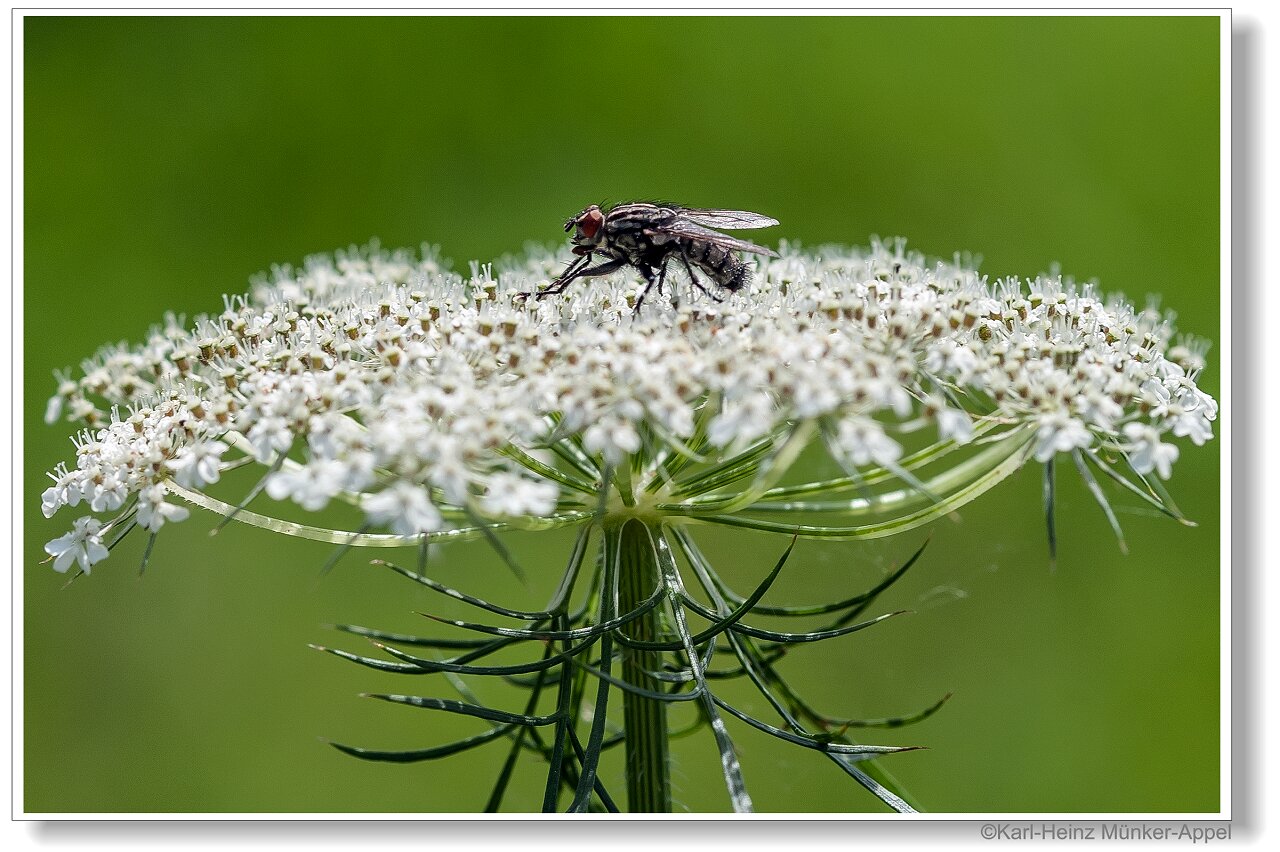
605,203,676,235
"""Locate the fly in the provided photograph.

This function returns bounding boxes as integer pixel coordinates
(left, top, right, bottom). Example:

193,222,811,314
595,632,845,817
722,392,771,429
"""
530,202,780,312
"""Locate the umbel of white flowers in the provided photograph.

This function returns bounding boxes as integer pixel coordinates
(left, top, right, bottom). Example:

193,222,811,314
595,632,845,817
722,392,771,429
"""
41,239,1215,575
38,238,1218,814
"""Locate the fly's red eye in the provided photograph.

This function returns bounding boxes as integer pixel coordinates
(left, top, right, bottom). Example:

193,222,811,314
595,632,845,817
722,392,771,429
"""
579,209,603,239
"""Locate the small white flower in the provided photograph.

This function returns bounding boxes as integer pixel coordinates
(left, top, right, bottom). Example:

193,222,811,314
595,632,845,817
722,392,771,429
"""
1122,422,1180,480
831,417,903,469
43,377,79,424
935,406,974,445
166,440,229,488
1140,378,1172,410
88,473,129,513
135,485,190,532
41,465,83,518
707,392,776,447
1077,390,1124,431
1033,413,1092,462
44,516,110,574
364,482,443,536
247,416,294,460
1178,386,1219,421
44,395,64,424
480,472,559,518
425,449,475,507
41,486,63,519
265,461,346,512
925,340,980,385
582,416,641,467
1169,403,1215,447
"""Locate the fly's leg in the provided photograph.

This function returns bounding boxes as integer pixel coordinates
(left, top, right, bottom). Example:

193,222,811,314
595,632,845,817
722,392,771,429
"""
519,254,588,302
533,255,627,299
680,253,725,303
536,254,596,297
656,256,677,309
632,263,662,315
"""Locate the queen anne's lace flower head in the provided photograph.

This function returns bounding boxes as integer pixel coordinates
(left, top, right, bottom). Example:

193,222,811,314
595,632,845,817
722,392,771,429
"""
40,239,1216,571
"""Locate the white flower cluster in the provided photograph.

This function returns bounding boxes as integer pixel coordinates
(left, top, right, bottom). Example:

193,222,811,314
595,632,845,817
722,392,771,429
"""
40,239,1216,574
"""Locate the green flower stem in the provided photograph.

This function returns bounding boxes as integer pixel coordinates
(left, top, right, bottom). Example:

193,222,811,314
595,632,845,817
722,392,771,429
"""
613,518,671,812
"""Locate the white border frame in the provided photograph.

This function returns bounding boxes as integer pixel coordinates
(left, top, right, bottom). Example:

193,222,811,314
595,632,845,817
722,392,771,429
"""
6,5,1250,843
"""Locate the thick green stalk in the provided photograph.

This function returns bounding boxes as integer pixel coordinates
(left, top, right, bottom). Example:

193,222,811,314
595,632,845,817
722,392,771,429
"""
615,519,671,812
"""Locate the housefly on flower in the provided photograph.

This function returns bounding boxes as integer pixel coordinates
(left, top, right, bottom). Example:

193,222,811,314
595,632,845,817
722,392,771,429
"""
529,202,780,312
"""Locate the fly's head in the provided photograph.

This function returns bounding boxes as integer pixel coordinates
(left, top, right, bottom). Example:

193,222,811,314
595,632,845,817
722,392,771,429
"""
565,205,606,256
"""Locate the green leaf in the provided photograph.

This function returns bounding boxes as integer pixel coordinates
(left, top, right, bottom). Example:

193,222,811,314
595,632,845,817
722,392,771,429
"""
485,642,557,812
137,531,158,575
816,692,953,731
325,725,513,762
711,695,922,758
719,535,929,617
1082,449,1189,524
417,585,663,641
615,536,794,652
540,637,576,813
567,654,704,703
361,693,561,727
373,558,556,620
311,643,434,674
669,526,920,813
1072,450,1128,554
328,623,491,649
567,524,620,813
566,727,621,813
677,597,907,645
651,528,754,813
373,636,599,677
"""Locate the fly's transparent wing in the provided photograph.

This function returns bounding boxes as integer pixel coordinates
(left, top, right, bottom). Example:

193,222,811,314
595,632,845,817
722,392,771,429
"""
677,209,780,230
646,219,780,258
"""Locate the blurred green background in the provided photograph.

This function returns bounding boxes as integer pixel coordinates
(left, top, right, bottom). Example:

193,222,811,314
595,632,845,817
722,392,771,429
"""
23,16,1221,813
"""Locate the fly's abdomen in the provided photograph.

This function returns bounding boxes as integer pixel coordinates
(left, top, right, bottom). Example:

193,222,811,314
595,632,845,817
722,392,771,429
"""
684,239,751,292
